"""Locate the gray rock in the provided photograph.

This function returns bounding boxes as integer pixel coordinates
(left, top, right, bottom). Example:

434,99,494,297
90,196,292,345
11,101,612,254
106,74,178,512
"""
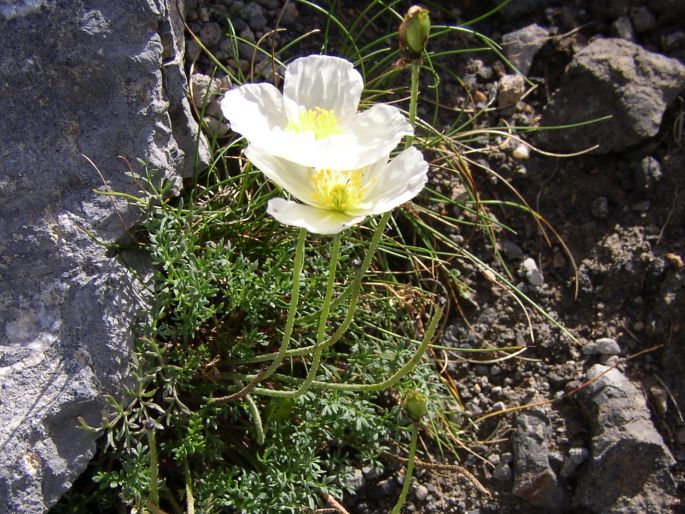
198,21,223,48
575,365,677,513
538,38,685,154
345,468,364,492
279,3,299,26
560,447,590,478
512,409,569,510
663,30,685,51
633,156,663,190
243,3,267,32
629,7,657,33
414,484,429,501
493,462,513,481
583,337,620,356
499,240,524,260
368,477,398,500
498,74,526,109
502,24,549,75
611,16,635,41
190,73,232,138
0,1,205,511
520,257,544,287
591,197,609,219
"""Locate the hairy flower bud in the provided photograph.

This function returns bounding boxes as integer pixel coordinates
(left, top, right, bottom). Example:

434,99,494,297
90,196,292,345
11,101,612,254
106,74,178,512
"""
399,5,430,60
404,390,427,421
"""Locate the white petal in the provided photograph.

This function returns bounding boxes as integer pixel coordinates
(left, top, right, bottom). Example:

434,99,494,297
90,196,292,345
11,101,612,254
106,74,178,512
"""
271,104,414,171
341,104,414,169
364,147,429,214
267,198,366,235
244,145,321,207
220,84,288,146
283,55,363,123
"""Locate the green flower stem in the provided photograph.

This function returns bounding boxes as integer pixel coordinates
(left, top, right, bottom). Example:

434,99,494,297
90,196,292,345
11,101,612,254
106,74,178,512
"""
224,213,391,367
287,232,341,398
214,228,307,402
391,421,419,514
405,60,421,149
183,456,195,514
225,302,443,396
147,426,159,509
245,393,265,445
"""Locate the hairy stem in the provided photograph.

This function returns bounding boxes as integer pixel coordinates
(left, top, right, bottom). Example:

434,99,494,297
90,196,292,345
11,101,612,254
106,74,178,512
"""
183,456,195,514
405,60,421,149
245,393,265,445
288,232,341,398
391,422,419,514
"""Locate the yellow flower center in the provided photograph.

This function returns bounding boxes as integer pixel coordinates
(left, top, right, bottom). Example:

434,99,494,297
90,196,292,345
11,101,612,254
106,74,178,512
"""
287,107,342,139
311,169,365,212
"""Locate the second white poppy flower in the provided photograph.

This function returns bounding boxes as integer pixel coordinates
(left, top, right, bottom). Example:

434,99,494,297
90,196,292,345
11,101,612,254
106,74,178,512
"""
246,145,429,235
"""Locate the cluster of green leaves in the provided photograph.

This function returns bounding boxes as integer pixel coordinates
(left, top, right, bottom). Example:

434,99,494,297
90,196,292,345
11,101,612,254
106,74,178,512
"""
53,153,458,513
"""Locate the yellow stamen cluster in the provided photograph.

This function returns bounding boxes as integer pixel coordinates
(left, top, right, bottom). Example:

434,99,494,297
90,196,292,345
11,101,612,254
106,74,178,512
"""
287,107,341,139
310,169,365,212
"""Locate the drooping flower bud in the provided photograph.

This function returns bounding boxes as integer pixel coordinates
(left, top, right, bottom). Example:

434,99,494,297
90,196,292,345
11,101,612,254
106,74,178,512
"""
399,5,430,60
404,390,427,421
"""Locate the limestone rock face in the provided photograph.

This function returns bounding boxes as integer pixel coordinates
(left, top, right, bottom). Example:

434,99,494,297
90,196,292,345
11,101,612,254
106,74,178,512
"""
0,1,205,511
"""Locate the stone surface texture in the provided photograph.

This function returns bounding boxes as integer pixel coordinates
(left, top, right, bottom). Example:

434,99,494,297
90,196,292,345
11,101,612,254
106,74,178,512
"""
502,23,549,75
512,409,568,511
0,1,205,512
575,364,677,513
538,37,685,154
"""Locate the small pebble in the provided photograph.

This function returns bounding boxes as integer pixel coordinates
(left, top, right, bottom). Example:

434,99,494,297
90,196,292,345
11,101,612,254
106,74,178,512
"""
498,74,525,109
520,257,544,287
561,446,589,478
611,16,635,40
493,462,512,481
649,385,668,415
591,197,609,219
630,6,657,33
512,143,530,160
492,401,506,412
415,484,429,502
583,337,620,356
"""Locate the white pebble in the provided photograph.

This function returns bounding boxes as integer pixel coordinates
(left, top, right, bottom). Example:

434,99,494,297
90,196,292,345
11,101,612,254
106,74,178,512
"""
512,143,530,160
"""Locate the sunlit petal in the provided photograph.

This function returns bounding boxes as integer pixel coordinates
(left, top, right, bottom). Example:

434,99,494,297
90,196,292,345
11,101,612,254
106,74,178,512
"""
340,104,414,168
267,198,366,235
283,55,363,123
364,147,429,214
244,145,321,207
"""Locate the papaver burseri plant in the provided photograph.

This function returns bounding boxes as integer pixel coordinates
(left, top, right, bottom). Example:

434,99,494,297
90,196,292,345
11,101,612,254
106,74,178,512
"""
221,55,413,171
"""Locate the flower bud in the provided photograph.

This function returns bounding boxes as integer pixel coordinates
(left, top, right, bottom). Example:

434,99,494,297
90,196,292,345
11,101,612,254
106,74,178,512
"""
399,5,430,60
404,390,427,421
266,397,295,422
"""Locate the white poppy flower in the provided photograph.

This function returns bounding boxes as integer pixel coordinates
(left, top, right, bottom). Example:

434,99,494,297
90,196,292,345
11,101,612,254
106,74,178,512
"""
245,145,429,234
221,55,413,171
